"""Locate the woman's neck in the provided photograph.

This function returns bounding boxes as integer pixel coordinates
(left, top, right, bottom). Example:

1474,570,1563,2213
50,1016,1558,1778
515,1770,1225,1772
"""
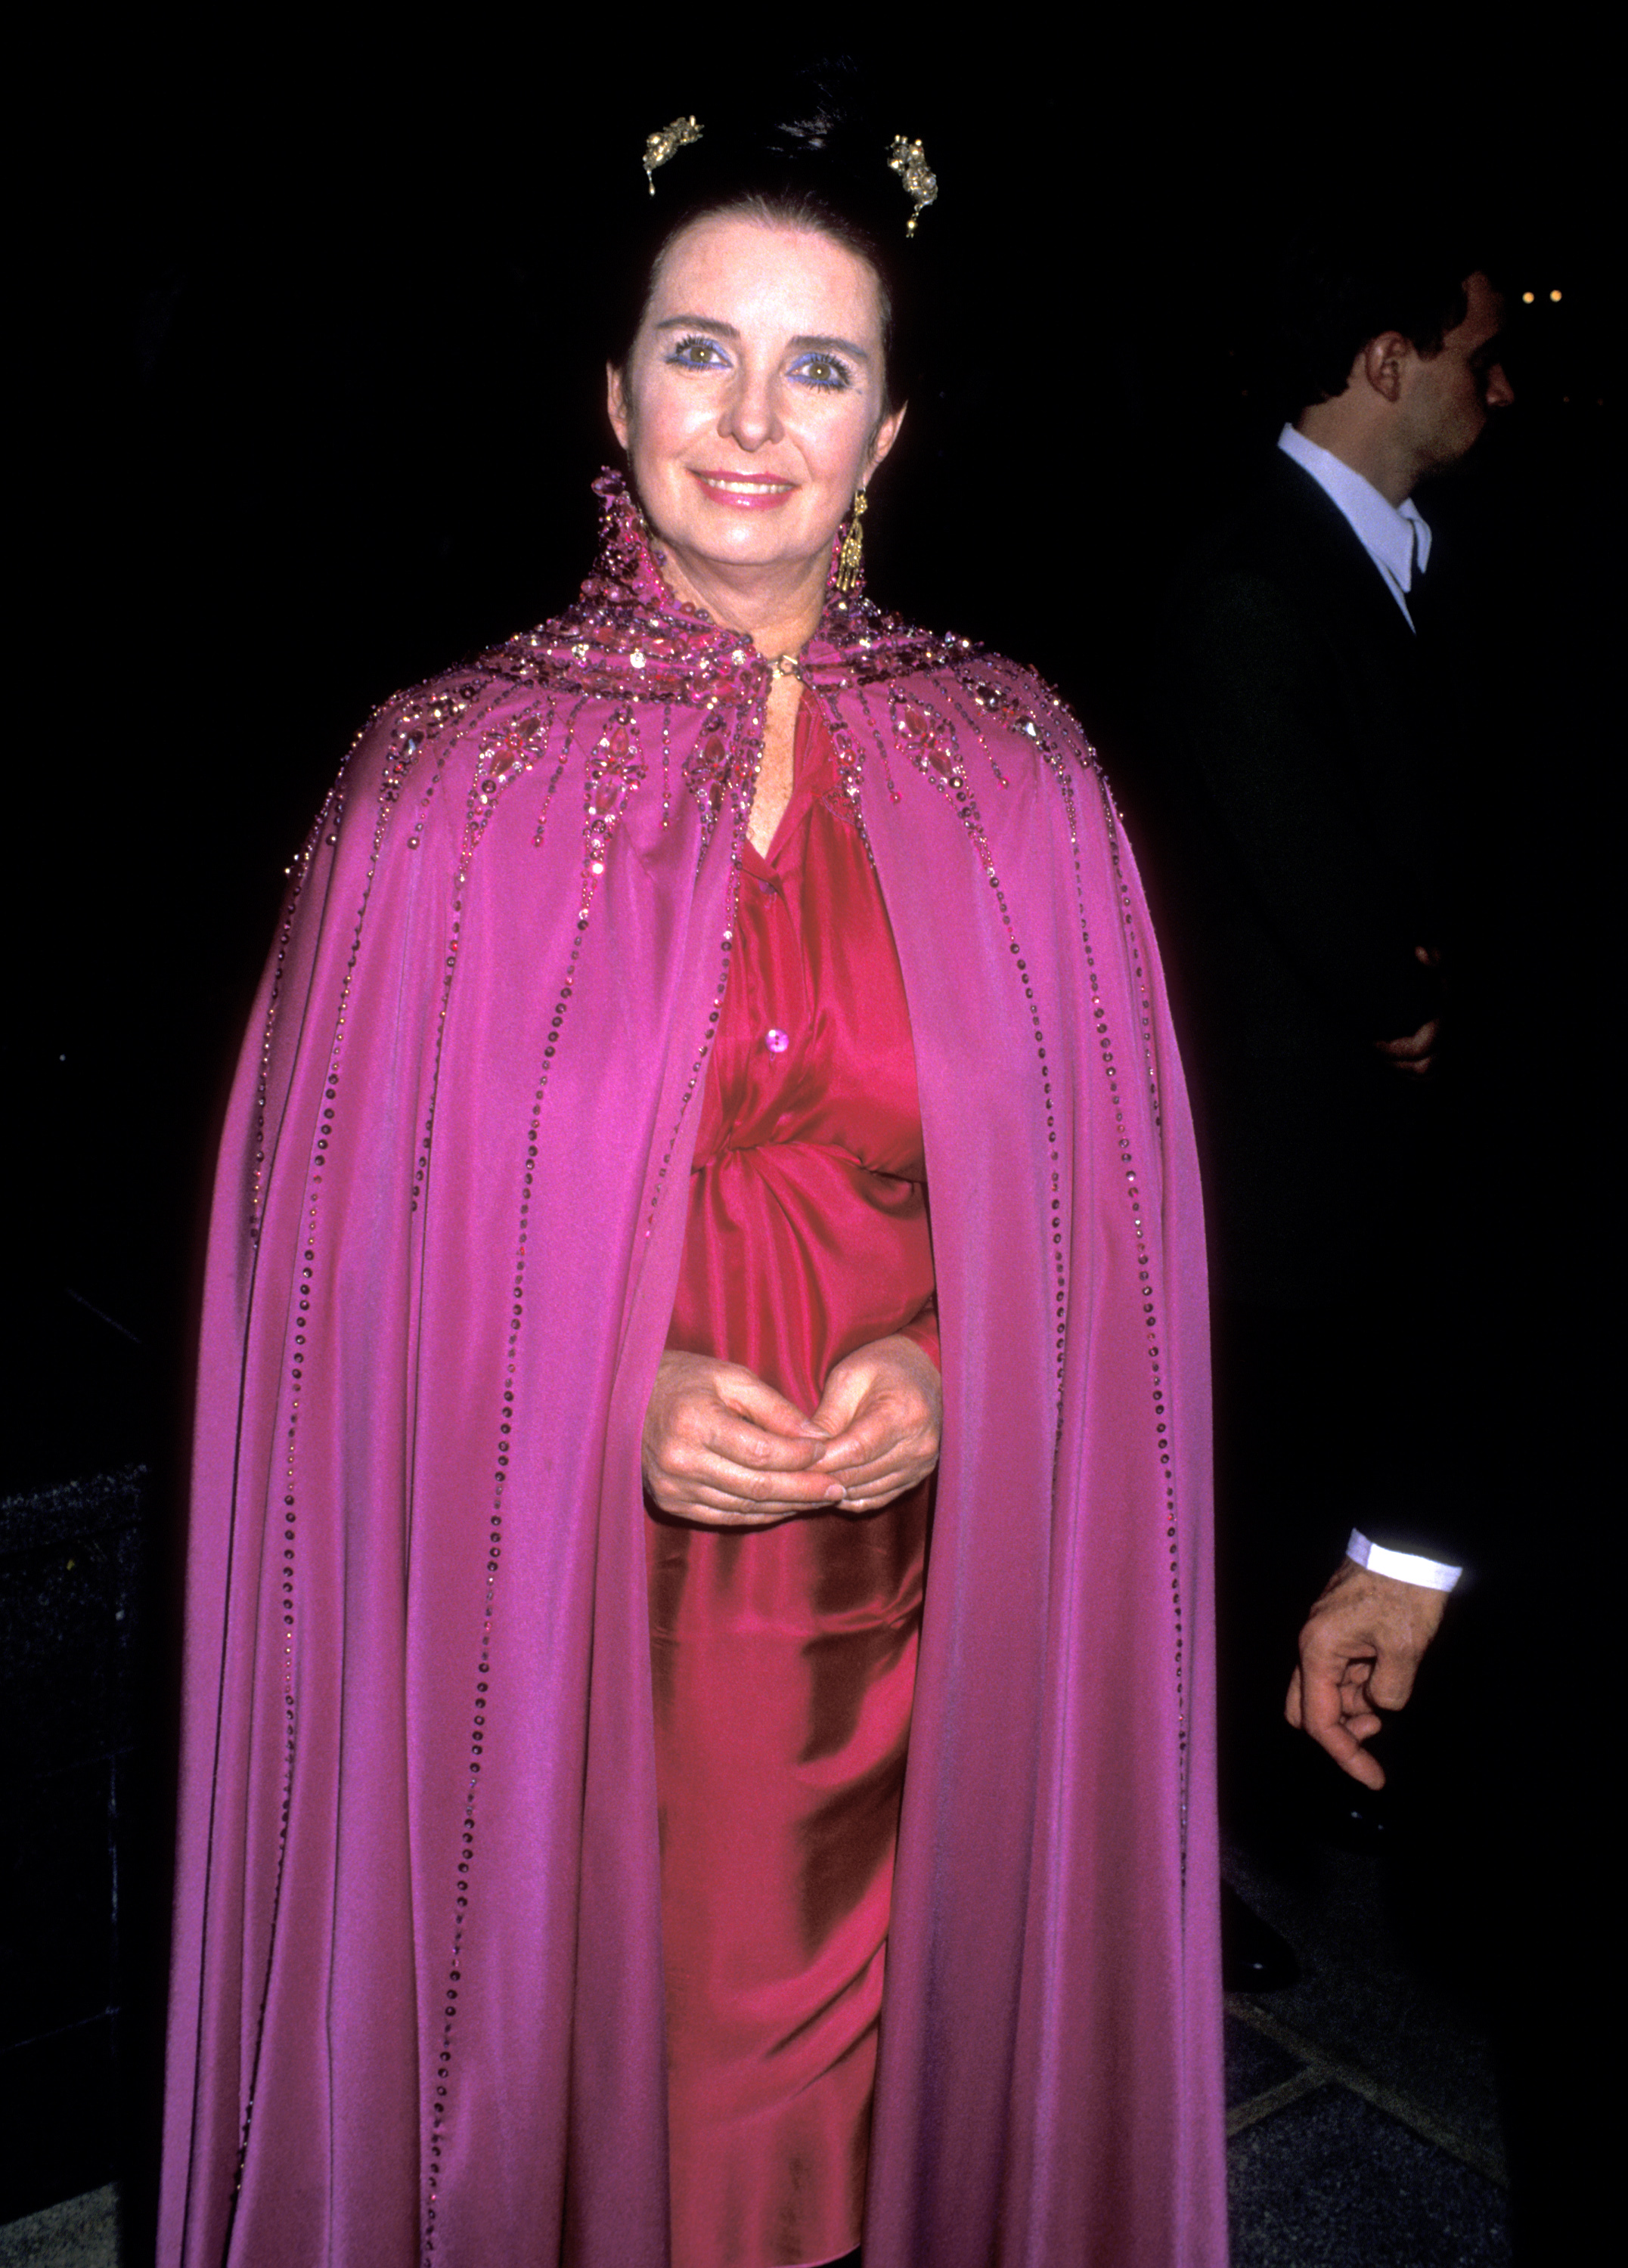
655,543,827,662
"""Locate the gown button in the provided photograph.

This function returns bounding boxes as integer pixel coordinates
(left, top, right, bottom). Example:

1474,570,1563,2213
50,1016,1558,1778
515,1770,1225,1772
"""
764,1028,790,1055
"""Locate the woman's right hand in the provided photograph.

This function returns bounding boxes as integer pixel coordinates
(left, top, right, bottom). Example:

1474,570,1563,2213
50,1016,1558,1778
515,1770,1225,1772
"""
642,1351,845,1526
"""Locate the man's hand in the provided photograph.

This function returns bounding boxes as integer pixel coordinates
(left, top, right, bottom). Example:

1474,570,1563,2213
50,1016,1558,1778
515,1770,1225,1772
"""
642,1352,843,1526
808,1335,943,1514
1285,1557,1449,1788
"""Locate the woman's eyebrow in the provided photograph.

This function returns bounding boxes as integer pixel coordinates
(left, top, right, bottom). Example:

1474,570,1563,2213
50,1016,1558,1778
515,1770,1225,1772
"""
655,314,740,336
790,334,870,361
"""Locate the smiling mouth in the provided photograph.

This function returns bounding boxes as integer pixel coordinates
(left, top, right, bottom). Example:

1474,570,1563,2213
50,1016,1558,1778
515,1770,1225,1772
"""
690,469,798,506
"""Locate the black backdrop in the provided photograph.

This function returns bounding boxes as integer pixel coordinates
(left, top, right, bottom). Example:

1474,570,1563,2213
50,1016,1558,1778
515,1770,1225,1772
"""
5,22,1608,2250
18,32,1607,1420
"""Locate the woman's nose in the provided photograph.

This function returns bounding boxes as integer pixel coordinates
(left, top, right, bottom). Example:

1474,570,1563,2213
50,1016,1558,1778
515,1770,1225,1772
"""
1485,361,1515,408
718,369,781,451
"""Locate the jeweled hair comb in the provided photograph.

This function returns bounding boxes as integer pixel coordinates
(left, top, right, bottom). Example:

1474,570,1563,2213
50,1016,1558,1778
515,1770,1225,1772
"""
887,136,937,237
642,116,703,194
637,116,938,236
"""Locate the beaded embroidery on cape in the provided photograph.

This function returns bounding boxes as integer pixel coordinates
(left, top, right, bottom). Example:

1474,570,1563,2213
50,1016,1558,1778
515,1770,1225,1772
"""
488,469,978,703
365,469,1104,930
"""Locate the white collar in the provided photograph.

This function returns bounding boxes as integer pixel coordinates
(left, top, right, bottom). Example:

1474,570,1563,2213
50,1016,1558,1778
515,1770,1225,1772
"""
1277,424,1432,628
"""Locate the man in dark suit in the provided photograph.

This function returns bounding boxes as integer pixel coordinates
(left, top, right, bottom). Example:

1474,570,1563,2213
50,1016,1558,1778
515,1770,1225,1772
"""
1158,238,1514,1860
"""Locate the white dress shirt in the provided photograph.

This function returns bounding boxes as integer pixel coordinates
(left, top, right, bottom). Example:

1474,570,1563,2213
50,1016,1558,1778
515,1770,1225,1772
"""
1277,424,1432,631
1345,1531,1462,1591
1277,427,1460,1591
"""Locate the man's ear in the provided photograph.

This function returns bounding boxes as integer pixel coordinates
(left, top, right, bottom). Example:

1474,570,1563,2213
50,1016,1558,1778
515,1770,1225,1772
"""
1361,331,1410,404
606,362,630,450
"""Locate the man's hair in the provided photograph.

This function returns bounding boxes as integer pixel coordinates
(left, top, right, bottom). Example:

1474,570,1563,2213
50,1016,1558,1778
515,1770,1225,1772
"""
1273,222,1481,414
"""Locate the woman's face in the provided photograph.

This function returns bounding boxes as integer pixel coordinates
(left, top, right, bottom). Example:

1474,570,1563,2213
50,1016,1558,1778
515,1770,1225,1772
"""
607,212,903,592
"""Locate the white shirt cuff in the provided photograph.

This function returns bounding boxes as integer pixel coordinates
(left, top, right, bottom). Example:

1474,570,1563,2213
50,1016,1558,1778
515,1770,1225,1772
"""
1347,1529,1462,1591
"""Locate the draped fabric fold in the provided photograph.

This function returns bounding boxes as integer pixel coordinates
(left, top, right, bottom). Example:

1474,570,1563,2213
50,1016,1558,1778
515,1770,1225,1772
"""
654,694,936,2267
160,474,1225,2267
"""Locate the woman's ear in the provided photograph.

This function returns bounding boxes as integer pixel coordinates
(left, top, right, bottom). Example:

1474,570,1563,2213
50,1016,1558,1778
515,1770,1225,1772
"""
606,362,631,451
867,400,907,476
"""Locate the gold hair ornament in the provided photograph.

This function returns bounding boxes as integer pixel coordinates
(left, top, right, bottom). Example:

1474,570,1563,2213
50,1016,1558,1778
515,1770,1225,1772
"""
888,135,938,237
834,488,867,592
643,116,703,194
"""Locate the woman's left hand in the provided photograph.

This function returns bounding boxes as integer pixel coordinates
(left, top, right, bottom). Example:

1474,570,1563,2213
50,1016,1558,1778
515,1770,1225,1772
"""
808,1335,943,1514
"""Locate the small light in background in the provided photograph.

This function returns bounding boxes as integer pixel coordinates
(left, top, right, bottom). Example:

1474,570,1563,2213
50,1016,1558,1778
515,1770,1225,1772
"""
1549,289,1563,302
1522,290,1535,302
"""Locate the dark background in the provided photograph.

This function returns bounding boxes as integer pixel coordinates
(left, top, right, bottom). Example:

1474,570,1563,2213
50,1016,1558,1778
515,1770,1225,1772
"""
4,24,1607,2255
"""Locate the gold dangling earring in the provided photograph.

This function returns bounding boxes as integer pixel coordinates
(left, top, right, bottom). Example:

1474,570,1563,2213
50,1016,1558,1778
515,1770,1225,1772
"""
835,488,867,592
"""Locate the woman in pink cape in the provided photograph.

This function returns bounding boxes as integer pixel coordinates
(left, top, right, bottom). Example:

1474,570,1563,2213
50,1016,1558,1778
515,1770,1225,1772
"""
160,106,1226,2268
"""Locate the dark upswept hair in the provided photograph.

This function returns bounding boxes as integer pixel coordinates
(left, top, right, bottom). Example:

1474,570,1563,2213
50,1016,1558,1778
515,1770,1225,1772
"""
1273,218,1484,415
602,82,932,416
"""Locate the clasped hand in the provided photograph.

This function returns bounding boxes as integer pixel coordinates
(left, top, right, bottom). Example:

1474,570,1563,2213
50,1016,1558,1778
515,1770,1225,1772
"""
642,1337,942,1526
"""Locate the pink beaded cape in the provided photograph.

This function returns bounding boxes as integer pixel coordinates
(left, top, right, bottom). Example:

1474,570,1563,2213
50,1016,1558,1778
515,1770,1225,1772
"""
160,475,1226,2267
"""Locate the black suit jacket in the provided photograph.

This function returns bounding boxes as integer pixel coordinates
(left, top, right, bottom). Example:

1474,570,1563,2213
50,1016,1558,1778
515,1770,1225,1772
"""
1156,450,1450,1312
1152,451,1480,1564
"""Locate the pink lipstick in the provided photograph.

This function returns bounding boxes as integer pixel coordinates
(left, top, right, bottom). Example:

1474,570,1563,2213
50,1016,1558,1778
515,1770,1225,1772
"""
689,469,798,510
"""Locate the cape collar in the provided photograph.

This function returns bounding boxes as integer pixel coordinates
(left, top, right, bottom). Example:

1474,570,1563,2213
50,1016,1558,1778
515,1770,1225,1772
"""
486,471,975,704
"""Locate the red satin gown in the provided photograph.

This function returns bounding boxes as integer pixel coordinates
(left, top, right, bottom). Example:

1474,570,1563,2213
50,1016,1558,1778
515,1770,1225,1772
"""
649,694,938,2268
